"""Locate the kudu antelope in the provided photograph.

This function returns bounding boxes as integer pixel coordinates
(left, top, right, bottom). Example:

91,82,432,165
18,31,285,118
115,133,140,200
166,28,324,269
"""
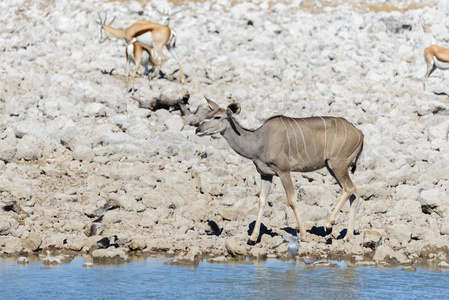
96,13,185,84
196,99,364,244
423,45,449,91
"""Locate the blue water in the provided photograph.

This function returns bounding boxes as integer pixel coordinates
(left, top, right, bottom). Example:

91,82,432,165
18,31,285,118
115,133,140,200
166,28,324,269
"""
1,257,448,299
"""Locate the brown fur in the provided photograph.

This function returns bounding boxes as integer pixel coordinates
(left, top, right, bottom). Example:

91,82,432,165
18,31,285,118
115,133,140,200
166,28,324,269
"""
423,45,449,91
424,45,449,65
101,20,184,83
196,100,364,243
126,41,160,93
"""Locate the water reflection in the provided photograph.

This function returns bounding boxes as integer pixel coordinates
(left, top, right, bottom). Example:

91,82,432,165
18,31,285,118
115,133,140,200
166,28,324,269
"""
1,257,448,299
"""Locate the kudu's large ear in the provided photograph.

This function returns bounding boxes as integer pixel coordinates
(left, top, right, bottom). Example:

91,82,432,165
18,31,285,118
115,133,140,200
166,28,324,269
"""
204,96,219,111
227,102,241,116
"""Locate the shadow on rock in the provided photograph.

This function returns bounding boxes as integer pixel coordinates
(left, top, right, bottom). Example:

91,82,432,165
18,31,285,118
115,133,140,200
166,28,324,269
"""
247,221,278,244
205,220,222,236
309,226,328,238
280,227,299,236
101,68,115,76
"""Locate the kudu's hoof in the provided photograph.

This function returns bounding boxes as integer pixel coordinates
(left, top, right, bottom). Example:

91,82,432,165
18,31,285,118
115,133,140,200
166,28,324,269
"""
247,239,257,246
343,231,355,241
325,226,333,235
343,235,353,242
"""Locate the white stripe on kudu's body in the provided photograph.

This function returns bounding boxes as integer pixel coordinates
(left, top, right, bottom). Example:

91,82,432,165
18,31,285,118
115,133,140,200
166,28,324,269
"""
320,116,327,161
330,118,337,157
302,118,318,158
288,119,305,163
280,118,293,166
292,119,309,161
337,120,348,158
196,99,364,244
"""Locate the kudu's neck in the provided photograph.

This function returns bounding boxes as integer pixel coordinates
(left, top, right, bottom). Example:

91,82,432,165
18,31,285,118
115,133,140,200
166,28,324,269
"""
105,25,127,40
221,117,262,160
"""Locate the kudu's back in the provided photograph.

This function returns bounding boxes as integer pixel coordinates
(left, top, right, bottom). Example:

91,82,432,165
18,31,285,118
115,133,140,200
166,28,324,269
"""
262,116,363,173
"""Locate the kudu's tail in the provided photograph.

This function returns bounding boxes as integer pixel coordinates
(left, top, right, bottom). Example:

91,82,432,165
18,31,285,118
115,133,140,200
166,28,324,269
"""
351,141,364,174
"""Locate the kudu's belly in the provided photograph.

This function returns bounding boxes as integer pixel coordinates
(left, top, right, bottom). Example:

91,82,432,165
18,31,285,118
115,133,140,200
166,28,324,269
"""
290,160,326,173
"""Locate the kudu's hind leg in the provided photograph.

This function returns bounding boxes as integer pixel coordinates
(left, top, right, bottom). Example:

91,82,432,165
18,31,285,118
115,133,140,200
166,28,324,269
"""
346,188,360,240
325,162,358,238
248,175,272,245
279,172,307,239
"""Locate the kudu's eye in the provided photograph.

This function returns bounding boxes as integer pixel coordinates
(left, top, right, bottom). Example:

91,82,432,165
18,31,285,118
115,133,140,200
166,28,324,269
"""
214,116,221,120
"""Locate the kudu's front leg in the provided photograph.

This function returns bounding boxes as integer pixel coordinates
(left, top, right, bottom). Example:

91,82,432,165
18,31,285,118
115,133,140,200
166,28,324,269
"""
279,172,307,239
248,175,272,245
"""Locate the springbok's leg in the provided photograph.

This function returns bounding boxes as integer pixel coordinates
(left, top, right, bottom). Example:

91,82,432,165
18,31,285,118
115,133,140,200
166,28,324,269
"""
424,63,436,91
153,45,168,78
278,171,307,239
248,175,272,245
125,44,133,92
146,49,159,80
130,49,143,94
125,55,130,92
167,45,185,83
140,44,164,80
143,61,149,80
325,163,357,238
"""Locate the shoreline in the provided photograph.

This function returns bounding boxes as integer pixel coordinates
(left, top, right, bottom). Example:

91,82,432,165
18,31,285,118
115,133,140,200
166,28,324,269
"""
2,250,448,272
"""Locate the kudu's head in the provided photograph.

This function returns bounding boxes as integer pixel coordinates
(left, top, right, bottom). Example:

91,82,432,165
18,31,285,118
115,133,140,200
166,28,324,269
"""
196,98,241,136
95,12,116,43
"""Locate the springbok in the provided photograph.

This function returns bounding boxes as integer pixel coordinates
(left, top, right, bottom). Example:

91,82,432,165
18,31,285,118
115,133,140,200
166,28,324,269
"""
96,13,185,84
125,41,160,93
153,7,181,26
153,8,184,82
195,99,364,244
423,45,449,91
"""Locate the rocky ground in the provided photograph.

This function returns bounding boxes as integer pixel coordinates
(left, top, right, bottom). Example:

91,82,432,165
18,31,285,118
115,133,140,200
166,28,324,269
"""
2,0,449,268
